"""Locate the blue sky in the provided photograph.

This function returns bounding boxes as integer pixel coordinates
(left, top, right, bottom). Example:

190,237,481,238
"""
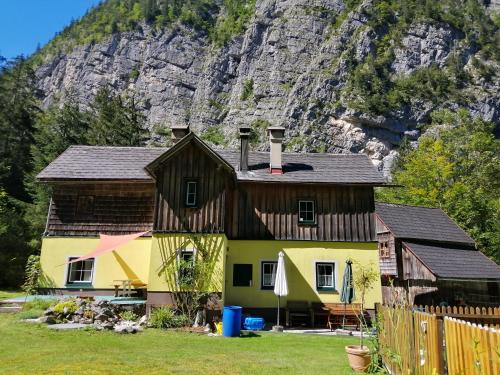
0,0,102,59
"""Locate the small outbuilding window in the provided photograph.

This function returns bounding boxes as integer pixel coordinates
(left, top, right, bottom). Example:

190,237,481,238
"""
233,264,253,287
316,262,335,291
261,261,277,290
379,241,390,258
67,258,94,284
185,181,198,207
298,200,315,224
178,249,195,284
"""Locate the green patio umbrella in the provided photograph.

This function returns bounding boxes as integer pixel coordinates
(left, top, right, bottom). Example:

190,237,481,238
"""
340,260,355,329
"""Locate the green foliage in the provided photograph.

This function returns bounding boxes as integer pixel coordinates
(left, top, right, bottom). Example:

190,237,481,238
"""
210,0,256,47
31,0,256,64
23,298,56,312
249,119,270,146
21,255,42,295
240,78,254,101
129,67,140,81
87,87,148,146
352,261,379,348
200,125,227,146
16,309,45,320
377,109,500,262
120,310,139,321
53,300,78,315
342,0,499,116
149,306,190,329
0,190,33,288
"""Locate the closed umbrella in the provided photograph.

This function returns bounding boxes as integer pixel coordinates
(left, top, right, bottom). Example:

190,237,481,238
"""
340,260,355,329
273,251,288,329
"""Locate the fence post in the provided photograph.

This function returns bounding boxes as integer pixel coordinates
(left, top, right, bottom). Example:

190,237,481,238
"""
437,318,445,375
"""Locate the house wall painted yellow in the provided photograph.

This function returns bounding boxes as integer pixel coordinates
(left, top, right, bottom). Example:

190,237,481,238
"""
39,236,381,309
40,237,152,289
224,240,382,309
147,234,226,293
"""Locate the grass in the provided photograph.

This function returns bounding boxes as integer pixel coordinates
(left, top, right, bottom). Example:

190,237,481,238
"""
0,313,359,374
0,290,24,300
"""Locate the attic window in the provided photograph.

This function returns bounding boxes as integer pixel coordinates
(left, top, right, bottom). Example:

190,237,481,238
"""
76,195,94,215
298,200,316,225
185,180,197,207
379,241,390,258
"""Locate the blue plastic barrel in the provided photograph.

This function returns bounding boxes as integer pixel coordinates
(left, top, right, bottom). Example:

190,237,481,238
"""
222,305,242,337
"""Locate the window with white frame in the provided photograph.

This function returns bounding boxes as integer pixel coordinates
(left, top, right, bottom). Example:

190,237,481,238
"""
67,258,94,284
185,181,198,207
316,262,335,291
261,261,277,290
298,200,315,224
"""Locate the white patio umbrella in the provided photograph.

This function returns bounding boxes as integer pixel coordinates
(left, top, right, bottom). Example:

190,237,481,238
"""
274,251,288,328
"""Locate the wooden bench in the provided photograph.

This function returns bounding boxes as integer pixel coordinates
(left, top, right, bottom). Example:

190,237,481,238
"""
325,303,363,331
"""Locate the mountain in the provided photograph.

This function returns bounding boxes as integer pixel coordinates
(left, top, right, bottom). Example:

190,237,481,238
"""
33,0,500,174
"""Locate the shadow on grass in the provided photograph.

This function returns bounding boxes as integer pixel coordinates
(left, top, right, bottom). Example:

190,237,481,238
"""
238,331,261,338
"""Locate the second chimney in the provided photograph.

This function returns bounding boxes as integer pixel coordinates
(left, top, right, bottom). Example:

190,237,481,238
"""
268,126,285,174
171,125,190,143
239,126,251,171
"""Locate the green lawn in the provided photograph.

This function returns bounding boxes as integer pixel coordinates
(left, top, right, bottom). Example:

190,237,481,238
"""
0,313,359,374
0,289,23,300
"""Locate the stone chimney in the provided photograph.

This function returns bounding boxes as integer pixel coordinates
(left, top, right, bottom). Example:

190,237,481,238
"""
239,126,251,171
268,126,285,174
171,125,190,143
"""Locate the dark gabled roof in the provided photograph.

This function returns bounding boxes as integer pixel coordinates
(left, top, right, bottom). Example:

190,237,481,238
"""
403,241,500,280
37,145,167,181
145,133,235,178
218,151,385,184
37,142,386,185
375,203,475,246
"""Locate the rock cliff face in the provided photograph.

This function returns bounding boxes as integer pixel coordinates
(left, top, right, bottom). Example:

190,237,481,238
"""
35,0,499,174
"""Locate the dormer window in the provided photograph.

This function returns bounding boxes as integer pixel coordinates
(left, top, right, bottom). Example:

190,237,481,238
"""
185,180,197,207
298,200,316,225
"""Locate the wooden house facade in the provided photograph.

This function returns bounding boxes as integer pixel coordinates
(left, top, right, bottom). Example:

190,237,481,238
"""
37,125,387,316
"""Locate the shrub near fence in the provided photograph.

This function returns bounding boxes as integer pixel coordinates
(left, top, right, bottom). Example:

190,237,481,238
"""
379,305,500,375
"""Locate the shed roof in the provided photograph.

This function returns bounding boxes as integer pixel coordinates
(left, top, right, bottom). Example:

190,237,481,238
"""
403,241,500,280
37,144,386,185
375,203,475,246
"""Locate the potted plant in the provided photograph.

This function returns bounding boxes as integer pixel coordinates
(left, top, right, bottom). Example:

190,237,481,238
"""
345,261,379,373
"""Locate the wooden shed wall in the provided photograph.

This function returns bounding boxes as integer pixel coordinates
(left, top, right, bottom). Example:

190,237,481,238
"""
154,142,232,233
227,183,376,241
376,216,398,275
402,245,436,281
47,183,155,236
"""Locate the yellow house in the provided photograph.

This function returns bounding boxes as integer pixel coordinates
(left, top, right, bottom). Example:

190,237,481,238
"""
37,125,386,325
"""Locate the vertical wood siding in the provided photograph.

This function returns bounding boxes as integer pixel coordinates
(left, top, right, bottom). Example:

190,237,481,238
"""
227,183,376,241
47,183,155,236
154,143,231,233
376,217,398,275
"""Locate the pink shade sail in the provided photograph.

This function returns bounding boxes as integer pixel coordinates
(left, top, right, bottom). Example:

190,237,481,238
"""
64,231,150,265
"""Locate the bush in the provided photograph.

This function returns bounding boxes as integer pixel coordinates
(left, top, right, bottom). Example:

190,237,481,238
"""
240,78,254,101
17,309,45,320
201,125,227,146
23,298,57,311
149,306,191,329
52,300,77,315
120,310,138,321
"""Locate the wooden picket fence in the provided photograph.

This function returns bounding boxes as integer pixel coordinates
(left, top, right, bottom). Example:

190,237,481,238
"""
379,305,500,375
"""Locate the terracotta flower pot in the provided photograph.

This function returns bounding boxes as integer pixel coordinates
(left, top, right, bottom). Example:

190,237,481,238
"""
345,345,371,372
